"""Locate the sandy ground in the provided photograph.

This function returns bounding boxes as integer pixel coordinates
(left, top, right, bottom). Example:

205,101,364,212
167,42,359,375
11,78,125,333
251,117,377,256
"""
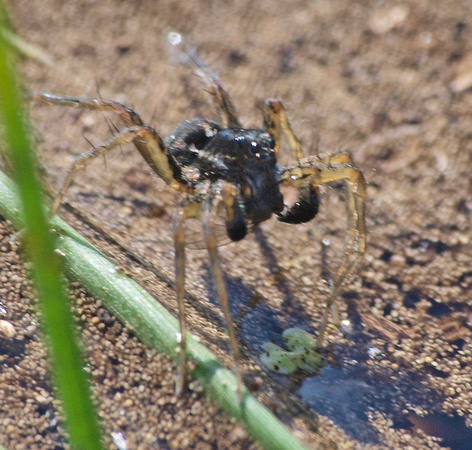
1,0,472,448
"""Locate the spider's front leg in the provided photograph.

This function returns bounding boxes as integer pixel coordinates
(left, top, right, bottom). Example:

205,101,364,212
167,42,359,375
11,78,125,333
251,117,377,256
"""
167,40,241,129
173,208,189,396
206,76,241,129
31,93,185,216
48,126,164,217
280,152,366,347
172,185,244,400
202,191,243,401
263,99,303,160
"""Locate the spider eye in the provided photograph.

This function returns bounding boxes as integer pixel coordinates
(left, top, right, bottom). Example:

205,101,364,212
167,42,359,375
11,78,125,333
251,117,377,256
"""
249,137,275,159
250,141,262,159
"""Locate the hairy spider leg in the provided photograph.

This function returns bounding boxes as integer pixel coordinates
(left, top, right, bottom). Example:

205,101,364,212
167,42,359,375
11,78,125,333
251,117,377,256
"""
33,93,199,395
195,67,241,128
48,126,168,217
31,93,183,192
169,43,242,129
203,194,243,401
262,100,366,343
280,152,366,347
30,92,145,126
206,78,242,129
173,209,188,396
172,182,244,399
263,99,303,160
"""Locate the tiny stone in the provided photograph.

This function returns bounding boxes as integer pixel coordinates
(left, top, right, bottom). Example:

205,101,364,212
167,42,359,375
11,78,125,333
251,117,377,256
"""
301,276,314,286
35,394,48,404
90,316,101,325
24,325,37,337
0,320,16,338
390,254,406,267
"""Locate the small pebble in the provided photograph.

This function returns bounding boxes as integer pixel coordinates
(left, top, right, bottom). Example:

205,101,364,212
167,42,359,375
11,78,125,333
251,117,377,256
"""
0,320,16,338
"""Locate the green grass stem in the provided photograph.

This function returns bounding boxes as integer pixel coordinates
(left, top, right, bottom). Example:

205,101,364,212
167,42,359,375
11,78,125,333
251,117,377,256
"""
0,19,103,450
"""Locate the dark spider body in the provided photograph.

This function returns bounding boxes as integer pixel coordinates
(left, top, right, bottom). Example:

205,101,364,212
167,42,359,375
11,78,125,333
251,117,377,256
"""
166,118,318,241
32,45,365,400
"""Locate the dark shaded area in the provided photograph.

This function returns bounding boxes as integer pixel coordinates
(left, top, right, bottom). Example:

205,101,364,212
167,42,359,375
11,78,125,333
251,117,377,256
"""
427,300,453,319
0,338,26,364
403,288,422,309
204,266,287,352
409,412,472,450
298,363,445,445
253,227,315,330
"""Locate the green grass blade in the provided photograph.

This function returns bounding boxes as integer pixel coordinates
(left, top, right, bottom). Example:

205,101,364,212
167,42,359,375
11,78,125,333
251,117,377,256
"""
0,16,103,450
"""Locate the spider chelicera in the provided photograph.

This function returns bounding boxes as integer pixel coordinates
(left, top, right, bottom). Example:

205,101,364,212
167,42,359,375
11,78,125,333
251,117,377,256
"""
31,45,366,400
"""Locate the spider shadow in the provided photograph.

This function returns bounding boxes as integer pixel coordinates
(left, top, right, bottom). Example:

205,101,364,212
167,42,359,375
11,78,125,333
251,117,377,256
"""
201,263,287,354
252,226,316,331
200,225,316,358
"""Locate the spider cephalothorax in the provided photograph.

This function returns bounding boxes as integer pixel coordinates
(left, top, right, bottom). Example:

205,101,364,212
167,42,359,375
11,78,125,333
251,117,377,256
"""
166,119,285,240
32,46,366,401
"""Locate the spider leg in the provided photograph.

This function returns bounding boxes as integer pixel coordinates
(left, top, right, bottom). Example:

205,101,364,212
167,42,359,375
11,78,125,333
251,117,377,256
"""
202,196,243,401
208,78,242,129
281,151,366,347
176,53,241,128
30,92,145,127
174,208,188,396
31,93,184,192
167,33,241,128
48,125,182,218
198,68,241,129
263,99,303,159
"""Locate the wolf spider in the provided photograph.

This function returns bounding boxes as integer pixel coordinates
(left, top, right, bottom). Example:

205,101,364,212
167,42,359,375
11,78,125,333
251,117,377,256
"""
31,48,366,400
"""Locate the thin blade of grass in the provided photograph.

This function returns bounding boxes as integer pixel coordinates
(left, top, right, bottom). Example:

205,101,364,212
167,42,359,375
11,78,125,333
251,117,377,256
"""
0,12,103,450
